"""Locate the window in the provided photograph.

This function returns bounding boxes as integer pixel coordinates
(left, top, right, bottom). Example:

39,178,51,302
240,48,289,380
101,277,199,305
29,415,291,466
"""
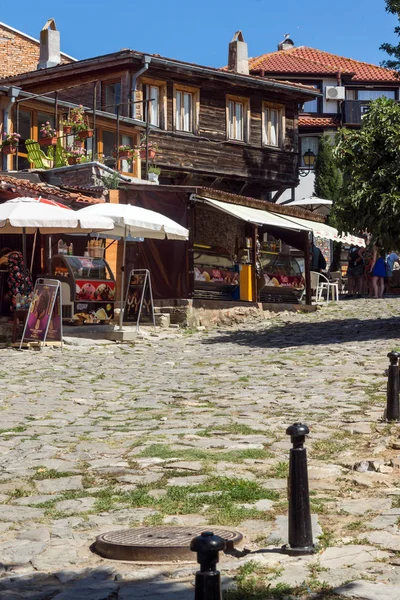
226,95,249,142
103,82,121,114
12,108,55,170
144,85,160,127
300,136,320,167
176,90,193,132
263,104,284,147
174,84,199,134
357,89,395,101
299,84,320,113
228,100,244,140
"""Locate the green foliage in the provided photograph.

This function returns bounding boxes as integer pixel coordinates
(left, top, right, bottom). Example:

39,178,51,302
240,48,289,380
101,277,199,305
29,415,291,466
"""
380,1,400,70
314,134,342,202
333,97,400,247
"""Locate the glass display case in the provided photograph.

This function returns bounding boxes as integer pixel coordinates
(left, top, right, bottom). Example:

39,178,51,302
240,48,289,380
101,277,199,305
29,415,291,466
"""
193,246,239,300
47,255,116,324
258,251,304,304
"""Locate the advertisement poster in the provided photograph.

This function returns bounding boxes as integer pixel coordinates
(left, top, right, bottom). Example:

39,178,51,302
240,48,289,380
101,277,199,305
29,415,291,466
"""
73,301,114,324
46,288,62,342
75,280,115,302
23,281,58,343
124,270,154,325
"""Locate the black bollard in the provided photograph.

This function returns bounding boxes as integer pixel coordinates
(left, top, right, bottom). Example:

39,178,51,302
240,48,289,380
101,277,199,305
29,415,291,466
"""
387,352,400,422
190,531,226,600
282,423,315,555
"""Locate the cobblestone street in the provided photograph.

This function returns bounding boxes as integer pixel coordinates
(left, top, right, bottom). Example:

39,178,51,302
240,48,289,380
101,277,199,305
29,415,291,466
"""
1,299,400,599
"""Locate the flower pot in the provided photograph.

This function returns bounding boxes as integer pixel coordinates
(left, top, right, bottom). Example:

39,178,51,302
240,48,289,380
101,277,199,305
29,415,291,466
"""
63,126,72,135
74,140,84,149
140,149,156,160
118,150,133,159
68,156,78,165
72,114,81,122
2,145,16,155
77,129,93,140
39,136,57,146
148,172,159,183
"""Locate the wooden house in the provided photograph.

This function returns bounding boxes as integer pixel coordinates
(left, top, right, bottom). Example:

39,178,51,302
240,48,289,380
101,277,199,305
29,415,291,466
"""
0,31,319,201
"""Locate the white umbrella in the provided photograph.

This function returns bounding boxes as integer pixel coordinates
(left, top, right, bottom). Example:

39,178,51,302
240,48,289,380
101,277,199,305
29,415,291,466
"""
279,197,333,216
0,197,114,296
0,197,114,234
77,203,189,329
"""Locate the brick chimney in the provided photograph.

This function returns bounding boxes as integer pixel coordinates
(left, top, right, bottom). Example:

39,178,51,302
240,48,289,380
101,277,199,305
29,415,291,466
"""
37,19,60,69
228,31,249,75
278,34,295,51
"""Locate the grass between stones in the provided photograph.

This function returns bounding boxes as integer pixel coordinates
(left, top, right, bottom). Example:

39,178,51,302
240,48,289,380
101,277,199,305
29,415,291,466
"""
32,476,280,526
137,444,273,463
224,560,335,599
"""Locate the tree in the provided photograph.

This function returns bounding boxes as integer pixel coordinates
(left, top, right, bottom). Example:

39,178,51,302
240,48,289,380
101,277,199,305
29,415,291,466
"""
313,134,342,201
380,0,400,69
333,97,400,248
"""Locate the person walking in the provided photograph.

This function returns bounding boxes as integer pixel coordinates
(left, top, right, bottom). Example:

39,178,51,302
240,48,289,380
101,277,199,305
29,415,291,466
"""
370,245,386,299
385,249,400,293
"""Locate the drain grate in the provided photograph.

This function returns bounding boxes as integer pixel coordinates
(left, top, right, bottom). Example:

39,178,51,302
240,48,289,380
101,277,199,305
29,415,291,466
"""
93,526,243,562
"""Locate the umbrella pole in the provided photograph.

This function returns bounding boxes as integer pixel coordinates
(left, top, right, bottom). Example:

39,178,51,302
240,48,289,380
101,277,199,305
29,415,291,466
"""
22,227,27,299
119,225,127,331
30,231,37,274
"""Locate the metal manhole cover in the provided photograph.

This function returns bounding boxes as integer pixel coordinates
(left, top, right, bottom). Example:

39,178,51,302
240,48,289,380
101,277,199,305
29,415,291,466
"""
93,526,242,562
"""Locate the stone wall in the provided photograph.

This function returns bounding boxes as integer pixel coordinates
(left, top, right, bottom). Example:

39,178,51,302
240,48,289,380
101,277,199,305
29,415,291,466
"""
0,24,73,78
194,203,245,255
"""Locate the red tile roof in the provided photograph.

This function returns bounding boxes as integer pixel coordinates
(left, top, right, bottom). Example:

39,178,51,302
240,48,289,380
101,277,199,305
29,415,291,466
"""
299,116,340,127
0,175,104,205
250,46,399,82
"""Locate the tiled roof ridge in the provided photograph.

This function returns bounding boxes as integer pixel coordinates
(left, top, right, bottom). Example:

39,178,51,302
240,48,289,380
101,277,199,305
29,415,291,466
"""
0,174,103,205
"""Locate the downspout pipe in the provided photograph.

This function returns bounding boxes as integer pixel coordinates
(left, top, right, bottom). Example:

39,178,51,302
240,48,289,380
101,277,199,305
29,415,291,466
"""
2,86,21,171
131,55,151,119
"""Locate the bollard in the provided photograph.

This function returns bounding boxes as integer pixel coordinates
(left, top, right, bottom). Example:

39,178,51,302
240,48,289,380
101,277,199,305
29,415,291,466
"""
283,422,315,555
387,352,400,422
190,531,226,600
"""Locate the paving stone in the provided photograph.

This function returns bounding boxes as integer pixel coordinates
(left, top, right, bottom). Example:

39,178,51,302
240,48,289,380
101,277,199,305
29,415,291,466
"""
166,475,207,487
363,531,400,551
163,461,203,472
320,545,390,569
0,539,47,565
35,476,84,494
338,497,392,515
0,506,45,522
333,580,400,599
55,498,97,514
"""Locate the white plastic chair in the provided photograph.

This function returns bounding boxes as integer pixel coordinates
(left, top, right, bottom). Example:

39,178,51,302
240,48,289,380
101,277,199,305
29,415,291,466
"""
317,272,339,302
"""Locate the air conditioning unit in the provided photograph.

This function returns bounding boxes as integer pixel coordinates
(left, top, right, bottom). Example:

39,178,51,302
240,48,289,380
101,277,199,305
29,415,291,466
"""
325,86,345,100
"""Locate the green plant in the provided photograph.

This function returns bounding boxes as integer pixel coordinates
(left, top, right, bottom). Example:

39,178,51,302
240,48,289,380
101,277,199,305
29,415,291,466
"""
101,171,121,190
148,165,161,175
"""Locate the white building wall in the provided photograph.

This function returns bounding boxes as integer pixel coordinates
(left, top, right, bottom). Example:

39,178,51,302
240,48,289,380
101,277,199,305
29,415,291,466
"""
322,78,340,113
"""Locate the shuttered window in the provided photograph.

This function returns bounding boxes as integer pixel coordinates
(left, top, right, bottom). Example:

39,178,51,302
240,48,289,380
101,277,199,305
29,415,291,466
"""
228,101,244,141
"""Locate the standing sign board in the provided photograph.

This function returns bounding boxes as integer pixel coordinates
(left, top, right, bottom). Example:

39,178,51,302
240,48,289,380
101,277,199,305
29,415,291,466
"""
123,269,156,331
20,278,63,349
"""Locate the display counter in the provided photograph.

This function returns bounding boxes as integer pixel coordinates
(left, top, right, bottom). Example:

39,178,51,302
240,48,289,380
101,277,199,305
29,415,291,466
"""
45,255,116,324
258,251,304,304
193,245,239,301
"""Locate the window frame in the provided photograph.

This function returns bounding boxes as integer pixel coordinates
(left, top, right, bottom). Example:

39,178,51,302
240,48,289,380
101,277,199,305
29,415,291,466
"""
173,83,200,135
12,106,57,169
142,77,167,129
101,80,122,115
262,102,285,149
226,94,250,143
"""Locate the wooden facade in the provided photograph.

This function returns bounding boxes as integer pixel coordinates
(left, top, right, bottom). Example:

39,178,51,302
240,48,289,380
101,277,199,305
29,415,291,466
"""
1,50,318,199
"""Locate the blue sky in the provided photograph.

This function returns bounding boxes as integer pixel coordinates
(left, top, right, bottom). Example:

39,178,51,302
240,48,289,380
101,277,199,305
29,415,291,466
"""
1,0,398,68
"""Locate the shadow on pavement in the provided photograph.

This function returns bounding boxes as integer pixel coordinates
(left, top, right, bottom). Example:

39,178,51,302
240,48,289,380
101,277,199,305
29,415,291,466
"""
0,564,194,599
202,316,400,349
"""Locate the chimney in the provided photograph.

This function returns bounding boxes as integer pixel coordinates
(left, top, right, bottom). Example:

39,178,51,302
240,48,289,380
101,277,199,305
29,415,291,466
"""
228,31,249,75
278,34,295,51
37,19,60,70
